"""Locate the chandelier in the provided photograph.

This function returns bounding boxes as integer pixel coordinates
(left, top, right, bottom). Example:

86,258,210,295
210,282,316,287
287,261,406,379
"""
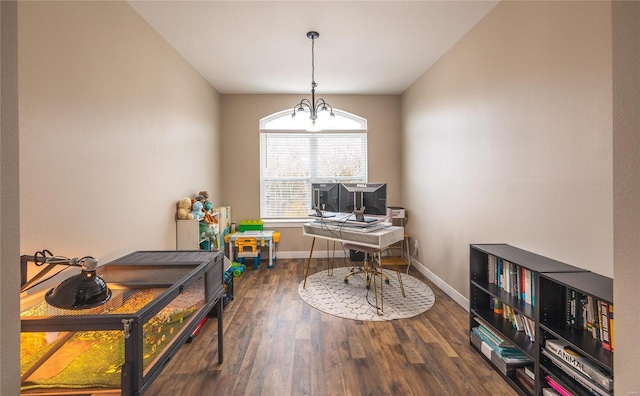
291,31,334,129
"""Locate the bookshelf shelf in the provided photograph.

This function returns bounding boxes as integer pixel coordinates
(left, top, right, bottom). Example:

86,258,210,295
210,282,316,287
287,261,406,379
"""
471,307,536,357
469,244,614,396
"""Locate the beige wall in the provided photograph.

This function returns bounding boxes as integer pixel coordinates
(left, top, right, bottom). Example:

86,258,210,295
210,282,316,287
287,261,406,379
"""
221,94,401,254
612,1,640,392
18,1,222,263
402,1,612,290
1,1,21,394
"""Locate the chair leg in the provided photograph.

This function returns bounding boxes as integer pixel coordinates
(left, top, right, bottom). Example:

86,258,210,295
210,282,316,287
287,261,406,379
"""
303,237,316,289
388,245,406,297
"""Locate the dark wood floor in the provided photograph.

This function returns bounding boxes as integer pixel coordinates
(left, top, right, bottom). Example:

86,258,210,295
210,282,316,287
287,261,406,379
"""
146,257,517,396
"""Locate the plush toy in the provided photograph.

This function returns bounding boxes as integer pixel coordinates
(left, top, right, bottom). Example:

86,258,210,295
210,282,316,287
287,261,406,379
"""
198,191,214,213
177,198,194,220
191,201,204,220
203,211,218,225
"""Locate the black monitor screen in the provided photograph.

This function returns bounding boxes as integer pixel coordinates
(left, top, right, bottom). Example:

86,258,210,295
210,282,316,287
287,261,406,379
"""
338,183,387,215
310,183,341,213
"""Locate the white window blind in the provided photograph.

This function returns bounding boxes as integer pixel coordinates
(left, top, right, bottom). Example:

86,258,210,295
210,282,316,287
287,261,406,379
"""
259,110,368,219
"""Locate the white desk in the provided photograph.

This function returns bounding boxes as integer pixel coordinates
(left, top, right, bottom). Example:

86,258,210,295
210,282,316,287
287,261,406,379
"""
228,230,277,268
302,223,405,314
302,223,404,250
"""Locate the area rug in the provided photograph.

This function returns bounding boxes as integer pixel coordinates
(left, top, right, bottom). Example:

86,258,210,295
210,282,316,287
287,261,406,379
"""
298,266,435,321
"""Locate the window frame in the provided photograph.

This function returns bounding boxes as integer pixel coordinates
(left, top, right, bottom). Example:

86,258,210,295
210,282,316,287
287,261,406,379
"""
259,109,368,221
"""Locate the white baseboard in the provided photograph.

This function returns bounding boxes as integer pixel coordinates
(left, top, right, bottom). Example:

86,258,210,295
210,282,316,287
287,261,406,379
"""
275,250,470,311
408,257,469,311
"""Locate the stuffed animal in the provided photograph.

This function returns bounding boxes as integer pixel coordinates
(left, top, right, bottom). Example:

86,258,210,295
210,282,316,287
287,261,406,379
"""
199,191,213,213
191,201,204,220
177,198,194,220
203,211,218,225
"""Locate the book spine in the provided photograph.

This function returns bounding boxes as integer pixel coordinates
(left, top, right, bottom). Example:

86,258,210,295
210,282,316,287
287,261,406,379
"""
608,304,614,350
493,297,503,315
510,264,518,297
531,273,535,307
575,292,586,330
524,269,531,305
570,289,576,326
545,376,572,396
599,301,612,350
488,255,496,284
520,267,526,300
565,288,573,326
497,258,502,289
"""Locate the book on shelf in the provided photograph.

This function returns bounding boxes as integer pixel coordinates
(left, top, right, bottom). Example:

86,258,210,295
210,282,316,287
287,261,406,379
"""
608,304,614,350
545,339,613,391
565,288,576,327
545,376,571,396
469,329,532,376
598,300,612,351
542,388,561,396
488,254,497,285
471,321,514,349
492,297,503,315
515,367,534,394
524,366,535,380
523,268,532,305
530,273,535,307
542,348,612,396
586,295,601,341
497,257,503,288
521,315,535,343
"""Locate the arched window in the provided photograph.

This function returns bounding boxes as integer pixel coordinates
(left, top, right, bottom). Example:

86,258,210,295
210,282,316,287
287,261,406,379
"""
259,109,368,219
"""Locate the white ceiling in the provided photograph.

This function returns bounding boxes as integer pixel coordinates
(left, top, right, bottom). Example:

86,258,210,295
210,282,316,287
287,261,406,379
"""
127,1,498,95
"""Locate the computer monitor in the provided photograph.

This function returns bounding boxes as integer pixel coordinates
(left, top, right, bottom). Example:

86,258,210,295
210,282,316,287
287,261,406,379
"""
310,182,341,217
338,183,387,221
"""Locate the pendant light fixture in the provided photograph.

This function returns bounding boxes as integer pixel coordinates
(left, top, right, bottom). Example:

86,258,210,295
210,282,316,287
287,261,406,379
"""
291,31,335,130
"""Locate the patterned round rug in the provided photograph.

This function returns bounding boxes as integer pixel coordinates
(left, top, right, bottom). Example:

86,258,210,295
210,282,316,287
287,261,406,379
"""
298,266,435,321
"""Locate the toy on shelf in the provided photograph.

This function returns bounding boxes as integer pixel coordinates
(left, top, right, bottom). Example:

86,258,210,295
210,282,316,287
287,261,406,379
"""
176,197,194,220
191,201,204,220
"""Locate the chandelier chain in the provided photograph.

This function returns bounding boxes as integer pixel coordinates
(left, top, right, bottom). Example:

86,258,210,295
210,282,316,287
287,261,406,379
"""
311,35,316,88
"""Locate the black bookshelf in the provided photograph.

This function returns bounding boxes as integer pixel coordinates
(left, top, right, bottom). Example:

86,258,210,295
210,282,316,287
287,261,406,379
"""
469,244,613,396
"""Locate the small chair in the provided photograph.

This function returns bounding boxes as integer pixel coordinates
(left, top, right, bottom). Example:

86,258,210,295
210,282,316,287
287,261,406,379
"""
235,237,261,269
